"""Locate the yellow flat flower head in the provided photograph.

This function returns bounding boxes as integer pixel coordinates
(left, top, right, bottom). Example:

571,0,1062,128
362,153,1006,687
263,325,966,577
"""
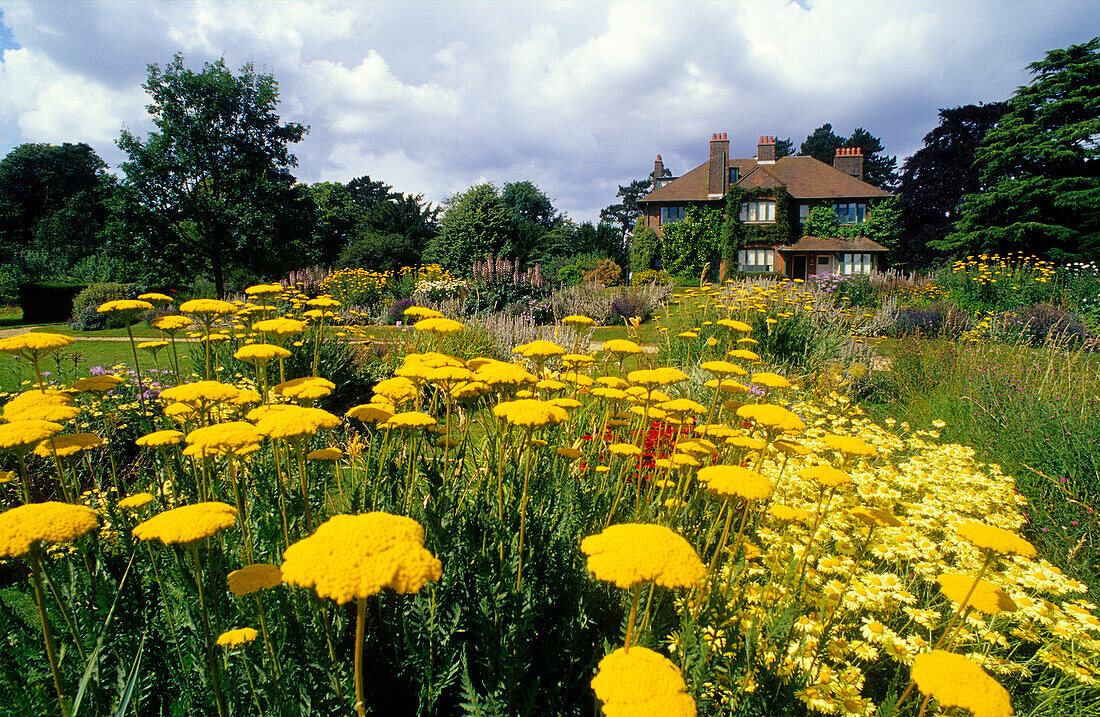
244,283,284,298
136,429,185,448
255,406,341,439
700,360,748,377
493,399,568,428
72,375,124,393
118,493,154,510
383,412,437,429
402,306,444,320
252,317,307,336
216,628,259,647
151,315,193,332
850,506,902,528
0,502,98,558
234,344,292,363
514,340,566,359
228,564,284,596
0,332,75,357
910,650,1012,717
562,315,595,328
281,512,441,604
716,319,752,333
726,348,761,362
751,372,791,389
955,521,1037,558
179,299,237,317
937,573,1018,615
34,433,106,458
736,404,805,432
413,317,464,335
602,339,643,355
137,292,174,307
800,465,853,488
770,504,810,522
346,404,396,424
0,420,64,452
186,422,263,455
133,502,238,545
581,524,705,589
159,381,241,406
591,646,696,717
821,433,878,457
97,299,154,315
627,367,689,387
698,465,774,501
307,447,343,461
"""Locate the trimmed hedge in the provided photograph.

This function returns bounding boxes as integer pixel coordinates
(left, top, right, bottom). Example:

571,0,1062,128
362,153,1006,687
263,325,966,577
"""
19,282,88,323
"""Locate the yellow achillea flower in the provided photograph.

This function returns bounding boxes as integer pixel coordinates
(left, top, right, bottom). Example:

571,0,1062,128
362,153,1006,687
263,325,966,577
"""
151,315,193,332
627,368,690,387
118,493,154,510
97,299,153,315
137,340,167,351
0,332,75,356
549,397,582,410
822,433,878,457
216,628,258,647
179,299,237,317
186,422,262,456
0,502,99,557
493,399,568,428
252,317,306,336
726,348,761,361
346,404,395,424
592,387,630,401
0,420,64,453
234,344,291,363
736,404,806,432
403,306,444,320
770,504,811,522
306,296,341,309
255,406,341,439
159,380,241,406
372,376,419,405
608,443,643,457
414,317,464,335
137,292,174,306
955,521,1037,558
562,315,595,327
72,374,124,393
274,376,336,401
910,650,1012,717
228,564,284,596
383,412,437,429
281,512,441,604
591,646,696,717
514,340,567,358
307,447,342,461
136,429,184,448
698,465,774,501
751,372,791,389
34,433,106,458
700,360,747,377
602,339,643,355
556,447,584,461
850,506,903,528
581,524,705,589
132,502,238,545
800,465,854,488
244,283,284,298
659,399,707,415
937,573,1018,615
725,435,765,450
716,318,751,333
3,390,77,421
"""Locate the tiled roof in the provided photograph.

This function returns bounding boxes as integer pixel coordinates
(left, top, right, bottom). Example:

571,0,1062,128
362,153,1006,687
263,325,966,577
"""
638,155,891,203
776,236,889,253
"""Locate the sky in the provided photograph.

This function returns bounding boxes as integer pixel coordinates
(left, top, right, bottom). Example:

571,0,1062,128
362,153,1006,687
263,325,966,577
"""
0,0,1097,224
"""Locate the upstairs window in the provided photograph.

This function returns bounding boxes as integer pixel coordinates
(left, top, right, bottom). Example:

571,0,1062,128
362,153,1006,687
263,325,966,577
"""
834,202,866,224
659,205,686,225
729,167,740,184
738,248,775,272
739,200,775,223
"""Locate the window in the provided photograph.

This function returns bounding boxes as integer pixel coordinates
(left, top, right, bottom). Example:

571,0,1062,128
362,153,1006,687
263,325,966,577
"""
729,167,740,184
834,202,866,224
738,248,775,273
659,205,685,225
817,256,830,265
840,253,873,275
739,200,775,223
799,204,811,220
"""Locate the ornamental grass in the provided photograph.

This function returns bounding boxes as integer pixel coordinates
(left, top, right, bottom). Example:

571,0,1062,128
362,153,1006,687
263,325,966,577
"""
0,280,1096,716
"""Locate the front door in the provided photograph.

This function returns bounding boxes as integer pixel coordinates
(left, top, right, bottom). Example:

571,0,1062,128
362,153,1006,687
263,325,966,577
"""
791,255,807,281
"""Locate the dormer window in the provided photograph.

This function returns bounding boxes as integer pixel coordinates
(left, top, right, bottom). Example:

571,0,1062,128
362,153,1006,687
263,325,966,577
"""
729,167,740,184
739,200,775,223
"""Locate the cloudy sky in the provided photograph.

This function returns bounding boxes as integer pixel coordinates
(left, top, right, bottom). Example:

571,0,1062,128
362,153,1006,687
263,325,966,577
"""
0,1,1097,223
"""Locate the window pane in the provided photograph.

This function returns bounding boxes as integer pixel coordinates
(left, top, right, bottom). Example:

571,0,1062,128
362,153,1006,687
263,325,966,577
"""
766,250,774,268
766,201,775,221
857,204,866,222
740,204,748,222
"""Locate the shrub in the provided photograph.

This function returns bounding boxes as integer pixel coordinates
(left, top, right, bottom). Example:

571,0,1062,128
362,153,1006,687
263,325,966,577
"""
892,301,971,338
550,282,614,324
322,267,390,309
69,282,132,328
608,292,653,325
582,258,622,286
386,298,417,325
993,303,1091,347
630,269,675,286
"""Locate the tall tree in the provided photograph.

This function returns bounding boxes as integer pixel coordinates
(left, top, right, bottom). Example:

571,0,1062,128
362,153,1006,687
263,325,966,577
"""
801,124,897,190
774,137,794,159
429,183,516,272
346,175,396,214
114,54,308,295
897,103,1007,268
502,181,555,228
306,182,363,267
600,178,650,244
0,142,113,266
940,38,1100,261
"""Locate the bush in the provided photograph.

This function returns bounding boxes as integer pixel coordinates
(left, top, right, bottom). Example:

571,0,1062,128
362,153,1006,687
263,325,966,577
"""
582,258,622,287
993,303,1091,347
631,269,675,286
608,292,653,325
386,298,417,325
20,281,90,323
892,301,971,338
554,255,602,287
69,282,133,329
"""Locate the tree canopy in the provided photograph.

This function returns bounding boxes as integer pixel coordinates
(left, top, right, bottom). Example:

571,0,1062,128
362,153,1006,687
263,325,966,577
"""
897,103,1007,268
939,38,1100,261
800,124,898,190
600,178,650,244
114,54,308,294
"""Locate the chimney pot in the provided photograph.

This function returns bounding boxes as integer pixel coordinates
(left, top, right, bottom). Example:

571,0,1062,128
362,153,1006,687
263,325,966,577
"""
657,154,662,161
833,145,864,179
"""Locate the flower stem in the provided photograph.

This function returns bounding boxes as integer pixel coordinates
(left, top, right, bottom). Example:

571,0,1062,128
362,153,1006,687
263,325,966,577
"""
354,597,367,717
623,584,642,652
30,546,68,717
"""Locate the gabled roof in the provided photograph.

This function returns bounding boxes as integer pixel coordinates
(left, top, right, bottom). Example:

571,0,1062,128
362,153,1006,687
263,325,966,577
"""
777,236,889,253
638,155,891,204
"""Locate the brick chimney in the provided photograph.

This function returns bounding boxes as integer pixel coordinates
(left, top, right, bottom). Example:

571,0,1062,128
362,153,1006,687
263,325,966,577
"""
757,135,776,163
650,154,671,190
833,146,864,179
707,133,729,197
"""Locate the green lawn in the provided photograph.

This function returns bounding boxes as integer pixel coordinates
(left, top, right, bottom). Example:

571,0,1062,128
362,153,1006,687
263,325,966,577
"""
27,321,166,339
0,341,179,394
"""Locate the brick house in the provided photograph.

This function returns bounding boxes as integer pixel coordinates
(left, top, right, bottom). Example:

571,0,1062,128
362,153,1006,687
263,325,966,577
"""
637,134,892,279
